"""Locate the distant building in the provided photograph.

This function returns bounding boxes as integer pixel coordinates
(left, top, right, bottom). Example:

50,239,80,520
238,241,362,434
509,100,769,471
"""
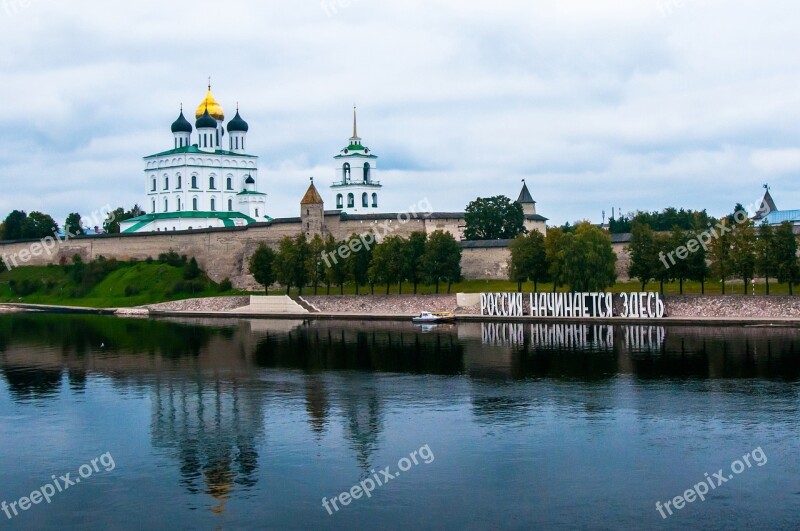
751,185,800,226
517,180,548,234
330,108,382,215
120,84,268,234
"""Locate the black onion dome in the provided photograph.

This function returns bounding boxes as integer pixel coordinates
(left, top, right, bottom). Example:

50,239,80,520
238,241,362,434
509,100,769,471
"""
171,110,193,133
227,110,249,133
196,108,218,129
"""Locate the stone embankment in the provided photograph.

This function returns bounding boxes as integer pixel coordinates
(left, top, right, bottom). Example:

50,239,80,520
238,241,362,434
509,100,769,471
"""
665,296,800,318
144,296,251,313
303,295,459,315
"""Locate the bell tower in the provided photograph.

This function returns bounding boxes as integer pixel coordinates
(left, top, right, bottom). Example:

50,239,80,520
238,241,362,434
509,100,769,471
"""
330,107,381,214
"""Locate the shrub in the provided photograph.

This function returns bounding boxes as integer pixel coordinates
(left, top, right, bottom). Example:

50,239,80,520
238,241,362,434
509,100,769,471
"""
158,250,186,267
145,256,154,264
124,285,141,297
218,278,233,292
183,257,200,280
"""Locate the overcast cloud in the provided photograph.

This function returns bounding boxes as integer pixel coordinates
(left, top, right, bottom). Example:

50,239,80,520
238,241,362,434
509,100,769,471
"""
0,0,798,226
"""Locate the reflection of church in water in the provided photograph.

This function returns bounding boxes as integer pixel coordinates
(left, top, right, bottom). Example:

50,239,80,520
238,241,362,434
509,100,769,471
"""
150,376,265,514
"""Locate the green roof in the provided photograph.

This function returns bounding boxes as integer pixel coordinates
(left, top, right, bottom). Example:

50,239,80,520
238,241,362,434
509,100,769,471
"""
145,145,258,159
236,190,266,196
121,211,257,233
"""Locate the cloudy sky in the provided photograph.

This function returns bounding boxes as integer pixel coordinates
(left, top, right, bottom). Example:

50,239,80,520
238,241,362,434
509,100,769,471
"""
1,0,798,226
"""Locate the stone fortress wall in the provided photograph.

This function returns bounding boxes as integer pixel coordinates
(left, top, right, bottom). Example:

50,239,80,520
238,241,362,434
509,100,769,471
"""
0,213,632,289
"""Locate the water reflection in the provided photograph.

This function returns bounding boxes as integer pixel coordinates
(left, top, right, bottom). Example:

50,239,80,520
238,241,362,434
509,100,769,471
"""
1,315,799,529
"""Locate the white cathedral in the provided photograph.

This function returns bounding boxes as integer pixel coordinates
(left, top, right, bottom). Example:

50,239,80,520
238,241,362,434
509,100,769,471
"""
120,86,384,233
120,85,268,233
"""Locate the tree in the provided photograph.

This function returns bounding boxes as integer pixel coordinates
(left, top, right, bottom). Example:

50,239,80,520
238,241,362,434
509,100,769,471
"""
291,234,310,295
183,257,201,280
773,222,798,295
560,222,617,292
627,223,659,291
668,226,692,295
103,205,143,234
324,236,350,295
405,232,427,294
306,235,326,295
349,233,373,295
730,219,757,295
756,221,774,295
275,236,297,294
248,243,276,294
509,234,532,292
421,230,462,293
464,195,525,240
64,213,86,237
24,212,58,239
708,220,734,294
369,236,406,294
1,210,28,240
545,227,567,292
508,231,548,292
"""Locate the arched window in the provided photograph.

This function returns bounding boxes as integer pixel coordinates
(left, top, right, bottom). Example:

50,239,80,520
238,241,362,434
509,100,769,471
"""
210,198,216,211
176,175,182,189
209,176,216,190
152,200,156,213
191,175,198,189
177,197,182,212
228,199,233,211
347,193,354,208
164,176,169,190
364,162,371,183
164,198,168,212
226,177,232,190
192,197,198,211
372,193,378,208
336,194,343,209
362,193,368,207
151,178,156,192
343,163,351,182
255,209,259,217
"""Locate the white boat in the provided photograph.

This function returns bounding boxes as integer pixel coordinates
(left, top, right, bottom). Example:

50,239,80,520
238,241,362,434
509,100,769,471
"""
412,311,456,324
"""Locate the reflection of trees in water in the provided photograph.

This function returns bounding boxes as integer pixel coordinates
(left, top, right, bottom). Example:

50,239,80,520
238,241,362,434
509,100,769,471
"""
0,314,214,359
253,325,464,374
0,366,63,401
632,330,800,380
150,378,263,514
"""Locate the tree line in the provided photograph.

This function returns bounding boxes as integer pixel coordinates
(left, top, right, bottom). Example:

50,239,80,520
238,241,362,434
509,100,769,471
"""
248,230,462,295
628,212,799,294
508,222,617,292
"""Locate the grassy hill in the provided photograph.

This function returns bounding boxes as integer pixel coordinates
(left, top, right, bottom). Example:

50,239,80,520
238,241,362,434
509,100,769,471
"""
0,257,229,308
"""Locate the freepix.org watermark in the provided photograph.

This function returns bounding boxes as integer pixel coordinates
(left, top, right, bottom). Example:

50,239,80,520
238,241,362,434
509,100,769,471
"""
2,452,116,521
1,205,114,271
320,0,361,18
320,198,433,268
658,196,766,271
1,0,43,18
655,447,767,520
322,444,434,515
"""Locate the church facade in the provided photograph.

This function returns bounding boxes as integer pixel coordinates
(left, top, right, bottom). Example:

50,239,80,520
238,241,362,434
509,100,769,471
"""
120,85,268,233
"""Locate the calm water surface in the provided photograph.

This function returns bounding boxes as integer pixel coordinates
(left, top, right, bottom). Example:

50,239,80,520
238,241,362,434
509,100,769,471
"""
0,315,798,530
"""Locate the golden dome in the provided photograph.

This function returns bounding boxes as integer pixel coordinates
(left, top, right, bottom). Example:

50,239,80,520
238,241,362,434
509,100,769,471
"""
195,86,224,121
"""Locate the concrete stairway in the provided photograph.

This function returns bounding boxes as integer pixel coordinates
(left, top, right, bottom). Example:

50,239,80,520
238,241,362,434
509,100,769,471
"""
234,296,310,314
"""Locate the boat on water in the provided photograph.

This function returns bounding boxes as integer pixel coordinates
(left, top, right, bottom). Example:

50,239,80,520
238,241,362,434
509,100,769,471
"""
412,311,456,324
